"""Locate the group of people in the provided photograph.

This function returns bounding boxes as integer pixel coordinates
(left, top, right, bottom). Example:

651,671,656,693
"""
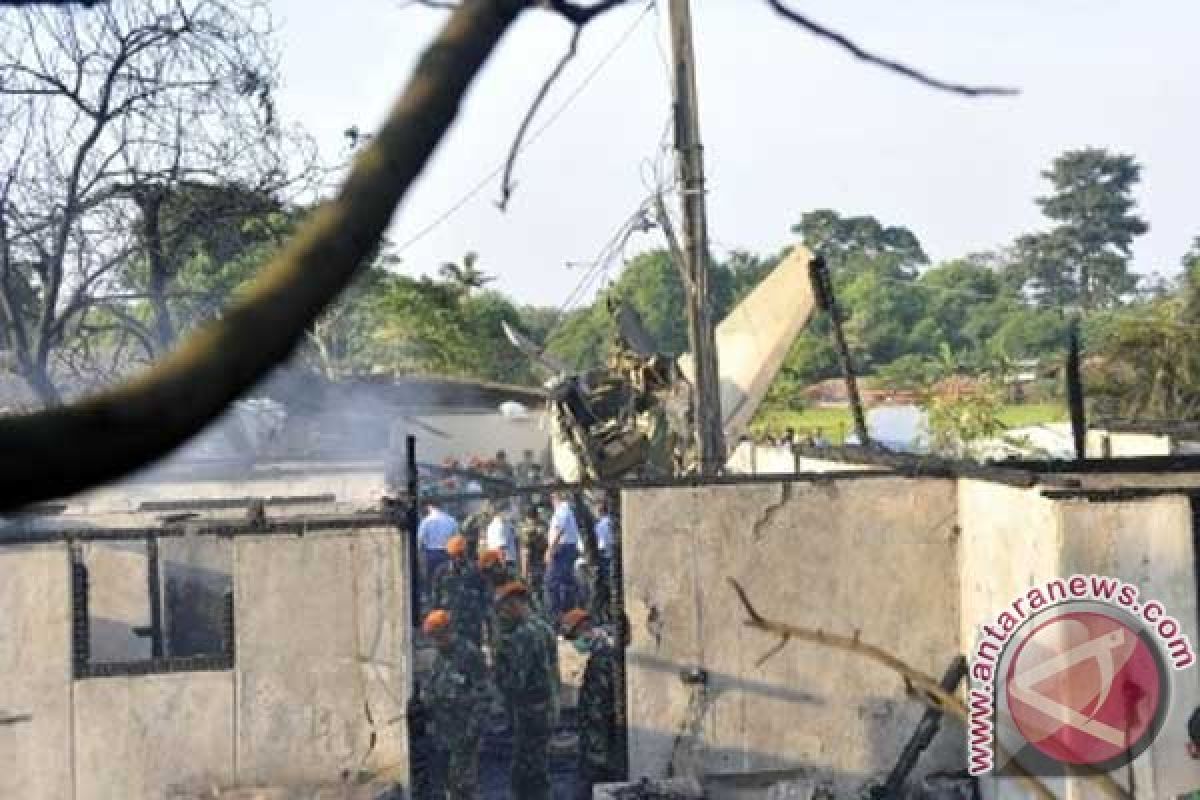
754,426,832,448
416,480,620,799
417,488,614,623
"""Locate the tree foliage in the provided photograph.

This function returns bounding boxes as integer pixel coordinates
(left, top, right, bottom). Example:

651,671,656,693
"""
1008,149,1148,311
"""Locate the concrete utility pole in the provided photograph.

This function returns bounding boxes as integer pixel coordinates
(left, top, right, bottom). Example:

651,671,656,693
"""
668,0,725,474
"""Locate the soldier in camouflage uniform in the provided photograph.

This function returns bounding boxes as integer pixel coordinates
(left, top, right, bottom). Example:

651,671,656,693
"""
478,548,519,589
519,504,549,605
493,581,557,800
459,500,490,563
423,609,490,800
561,608,620,798
431,535,486,646
479,549,519,648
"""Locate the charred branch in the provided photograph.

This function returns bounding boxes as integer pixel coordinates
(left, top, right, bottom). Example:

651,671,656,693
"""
497,24,581,210
762,1,1018,97
729,578,1130,800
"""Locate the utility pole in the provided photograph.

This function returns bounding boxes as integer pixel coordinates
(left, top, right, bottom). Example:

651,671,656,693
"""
667,0,725,474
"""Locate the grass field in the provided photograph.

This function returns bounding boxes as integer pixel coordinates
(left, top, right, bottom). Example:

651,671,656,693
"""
750,403,1067,443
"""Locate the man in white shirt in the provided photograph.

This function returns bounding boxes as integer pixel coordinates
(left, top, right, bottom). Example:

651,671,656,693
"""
594,507,614,559
485,507,519,567
544,492,580,620
417,502,458,602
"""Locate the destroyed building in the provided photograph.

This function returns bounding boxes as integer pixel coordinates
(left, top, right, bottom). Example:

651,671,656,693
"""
4,440,1200,799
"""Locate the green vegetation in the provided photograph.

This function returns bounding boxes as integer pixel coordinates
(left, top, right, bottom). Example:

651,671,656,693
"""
749,403,1067,444
997,403,1068,428
9,136,1198,430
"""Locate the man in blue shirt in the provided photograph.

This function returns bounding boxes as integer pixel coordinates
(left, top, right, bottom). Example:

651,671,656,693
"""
543,492,580,621
418,502,458,605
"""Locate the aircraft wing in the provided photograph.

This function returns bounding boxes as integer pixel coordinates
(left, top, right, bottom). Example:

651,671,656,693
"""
501,321,570,377
678,244,817,445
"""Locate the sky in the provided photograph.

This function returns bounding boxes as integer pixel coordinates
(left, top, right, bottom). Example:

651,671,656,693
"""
273,0,1200,309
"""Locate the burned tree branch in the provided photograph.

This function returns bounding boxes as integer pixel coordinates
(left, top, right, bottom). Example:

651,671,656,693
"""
729,577,965,716
729,578,1131,800
0,0,525,508
547,0,635,26
497,0,640,209
497,23,581,210
762,1,1018,97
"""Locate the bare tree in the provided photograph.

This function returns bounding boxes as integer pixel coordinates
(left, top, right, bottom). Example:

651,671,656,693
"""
0,0,314,402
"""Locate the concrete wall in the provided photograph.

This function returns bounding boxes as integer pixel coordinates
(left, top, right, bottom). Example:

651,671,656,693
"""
1086,430,1173,458
724,442,884,475
235,528,408,787
0,544,73,800
795,454,887,474
622,476,962,797
957,482,1200,799
957,481,1072,800
74,672,234,800
1065,471,1200,491
0,526,409,800
1056,497,1200,798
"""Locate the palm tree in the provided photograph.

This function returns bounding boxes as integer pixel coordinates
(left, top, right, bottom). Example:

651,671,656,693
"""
437,251,494,296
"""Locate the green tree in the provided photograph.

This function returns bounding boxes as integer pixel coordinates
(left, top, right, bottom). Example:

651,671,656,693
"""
1088,298,1200,420
303,265,396,379
1183,236,1200,284
458,289,537,384
876,353,937,390
785,210,930,377
546,248,717,368
793,209,927,273
1023,149,1148,311
545,306,610,370
121,185,291,342
922,380,1007,459
367,275,475,376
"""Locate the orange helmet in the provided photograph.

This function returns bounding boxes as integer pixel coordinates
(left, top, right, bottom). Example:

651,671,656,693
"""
560,608,591,638
478,549,504,570
422,609,452,636
446,535,467,558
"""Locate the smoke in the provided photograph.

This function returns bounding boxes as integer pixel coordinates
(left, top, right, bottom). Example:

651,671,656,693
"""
123,360,550,482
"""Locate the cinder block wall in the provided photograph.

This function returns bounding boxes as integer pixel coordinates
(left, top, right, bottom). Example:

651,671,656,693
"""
621,475,963,797
622,475,1200,800
0,544,74,800
0,528,410,800
1056,496,1200,798
958,481,1200,799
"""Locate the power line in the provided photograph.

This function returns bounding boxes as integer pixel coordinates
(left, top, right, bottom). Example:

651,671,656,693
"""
394,3,655,255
